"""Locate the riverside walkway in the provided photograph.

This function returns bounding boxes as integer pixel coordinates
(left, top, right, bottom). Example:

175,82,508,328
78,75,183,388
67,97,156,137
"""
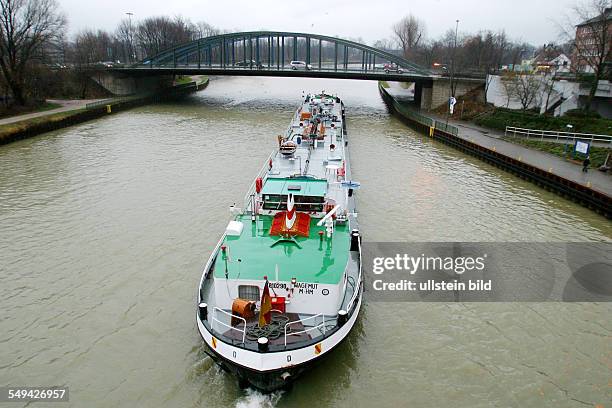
440,116,612,196
384,83,612,197
0,99,103,126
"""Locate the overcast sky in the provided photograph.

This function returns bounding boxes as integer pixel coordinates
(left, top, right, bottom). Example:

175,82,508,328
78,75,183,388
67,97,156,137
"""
59,0,577,46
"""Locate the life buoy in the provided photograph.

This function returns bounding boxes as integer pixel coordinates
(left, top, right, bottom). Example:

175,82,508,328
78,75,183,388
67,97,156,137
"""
255,177,263,193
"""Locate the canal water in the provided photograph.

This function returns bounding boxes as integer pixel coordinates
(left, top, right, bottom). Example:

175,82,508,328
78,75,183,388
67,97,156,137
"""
1,77,610,408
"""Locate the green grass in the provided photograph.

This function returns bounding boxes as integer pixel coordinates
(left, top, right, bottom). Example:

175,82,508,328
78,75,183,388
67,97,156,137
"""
502,137,611,168
475,108,612,136
0,108,86,143
174,76,194,85
0,102,63,120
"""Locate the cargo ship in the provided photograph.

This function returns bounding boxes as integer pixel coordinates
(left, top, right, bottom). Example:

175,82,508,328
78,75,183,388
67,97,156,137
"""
196,93,362,391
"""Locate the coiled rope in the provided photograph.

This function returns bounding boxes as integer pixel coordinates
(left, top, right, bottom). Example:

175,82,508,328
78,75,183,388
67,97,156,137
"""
245,314,291,341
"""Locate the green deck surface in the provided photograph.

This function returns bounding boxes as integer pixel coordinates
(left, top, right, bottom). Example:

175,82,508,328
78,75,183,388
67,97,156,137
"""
260,178,327,197
214,214,349,284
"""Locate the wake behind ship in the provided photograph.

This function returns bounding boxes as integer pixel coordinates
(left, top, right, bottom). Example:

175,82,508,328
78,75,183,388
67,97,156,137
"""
196,92,362,391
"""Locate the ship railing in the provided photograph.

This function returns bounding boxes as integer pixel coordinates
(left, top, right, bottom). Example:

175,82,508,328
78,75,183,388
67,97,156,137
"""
346,238,362,314
284,313,326,346
212,307,247,344
242,150,276,213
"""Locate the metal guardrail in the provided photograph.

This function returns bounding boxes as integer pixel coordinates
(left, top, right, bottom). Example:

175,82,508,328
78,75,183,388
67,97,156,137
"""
505,126,612,144
85,95,145,110
242,150,276,212
212,307,247,344
435,120,459,136
84,81,203,110
284,313,326,346
379,82,460,137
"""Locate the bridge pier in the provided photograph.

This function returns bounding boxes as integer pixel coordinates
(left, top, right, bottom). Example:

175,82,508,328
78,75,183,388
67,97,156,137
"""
91,70,174,96
417,77,484,111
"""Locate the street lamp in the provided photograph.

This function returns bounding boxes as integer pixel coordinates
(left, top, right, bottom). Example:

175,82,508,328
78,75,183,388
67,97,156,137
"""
564,124,573,157
446,19,460,126
126,12,135,63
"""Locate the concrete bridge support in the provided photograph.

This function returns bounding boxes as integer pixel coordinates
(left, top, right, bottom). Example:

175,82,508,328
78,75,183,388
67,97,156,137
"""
90,71,174,96
418,77,485,111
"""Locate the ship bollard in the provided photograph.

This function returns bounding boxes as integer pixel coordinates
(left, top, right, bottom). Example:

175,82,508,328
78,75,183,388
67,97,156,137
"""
258,337,269,352
350,230,360,251
198,302,208,321
337,310,348,327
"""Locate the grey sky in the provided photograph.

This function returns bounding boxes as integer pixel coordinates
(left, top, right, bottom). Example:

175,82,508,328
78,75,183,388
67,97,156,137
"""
59,0,576,46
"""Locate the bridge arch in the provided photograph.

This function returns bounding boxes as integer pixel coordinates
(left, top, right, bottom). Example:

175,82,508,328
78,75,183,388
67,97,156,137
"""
134,31,431,77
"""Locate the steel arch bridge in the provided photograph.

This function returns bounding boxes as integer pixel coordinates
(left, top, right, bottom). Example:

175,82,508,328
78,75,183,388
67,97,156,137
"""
116,31,434,82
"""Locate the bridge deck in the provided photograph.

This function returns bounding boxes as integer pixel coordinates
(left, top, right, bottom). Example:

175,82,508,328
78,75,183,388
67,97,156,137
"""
112,66,435,82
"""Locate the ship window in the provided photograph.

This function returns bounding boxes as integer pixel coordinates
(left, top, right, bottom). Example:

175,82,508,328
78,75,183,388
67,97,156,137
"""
238,285,260,301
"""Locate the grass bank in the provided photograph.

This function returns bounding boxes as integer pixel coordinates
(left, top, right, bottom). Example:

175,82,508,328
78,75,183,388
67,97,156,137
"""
0,77,209,146
0,102,63,120
475,108,612,135
502,136,611,168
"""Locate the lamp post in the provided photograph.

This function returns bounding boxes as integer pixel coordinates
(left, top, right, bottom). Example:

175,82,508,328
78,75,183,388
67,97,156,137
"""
126,12,134,63
564,124,573,158
446,19,459,126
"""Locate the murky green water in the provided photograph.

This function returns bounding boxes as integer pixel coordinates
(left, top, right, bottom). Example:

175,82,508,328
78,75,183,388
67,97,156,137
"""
1,77,610,408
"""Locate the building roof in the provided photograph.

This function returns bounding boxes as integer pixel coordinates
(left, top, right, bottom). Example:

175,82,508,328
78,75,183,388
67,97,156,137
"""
577,7,612,27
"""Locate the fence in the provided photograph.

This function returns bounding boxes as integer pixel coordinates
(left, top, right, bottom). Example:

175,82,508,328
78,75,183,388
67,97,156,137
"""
378,82,459,137
505,126,612,144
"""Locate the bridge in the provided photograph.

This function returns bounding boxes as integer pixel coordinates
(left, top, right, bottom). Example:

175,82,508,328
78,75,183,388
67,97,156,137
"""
112,31,433,82
101,31,484,110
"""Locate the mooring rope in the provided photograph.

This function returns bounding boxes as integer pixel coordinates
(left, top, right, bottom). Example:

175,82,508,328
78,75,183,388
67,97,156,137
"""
245,314,291,341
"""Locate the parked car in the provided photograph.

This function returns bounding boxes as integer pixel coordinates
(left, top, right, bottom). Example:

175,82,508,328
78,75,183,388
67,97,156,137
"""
384,63,404,74
289,60,313,70
235,60,264,69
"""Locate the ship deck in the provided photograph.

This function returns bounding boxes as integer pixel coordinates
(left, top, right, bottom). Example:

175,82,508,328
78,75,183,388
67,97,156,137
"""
213,214,350,285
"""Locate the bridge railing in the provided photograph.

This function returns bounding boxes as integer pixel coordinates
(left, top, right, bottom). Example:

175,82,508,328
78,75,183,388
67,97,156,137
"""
505,126,612,144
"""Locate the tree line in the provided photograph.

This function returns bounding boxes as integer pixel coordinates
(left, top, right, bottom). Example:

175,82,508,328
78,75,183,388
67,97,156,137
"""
0,0,220,107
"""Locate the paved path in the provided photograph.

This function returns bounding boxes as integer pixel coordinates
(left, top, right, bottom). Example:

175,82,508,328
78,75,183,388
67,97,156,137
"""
439,114,612,196
0,99,104,126
385,83,612,196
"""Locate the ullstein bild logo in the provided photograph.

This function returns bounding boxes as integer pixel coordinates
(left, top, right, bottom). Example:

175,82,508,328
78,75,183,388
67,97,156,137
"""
362,242,612,302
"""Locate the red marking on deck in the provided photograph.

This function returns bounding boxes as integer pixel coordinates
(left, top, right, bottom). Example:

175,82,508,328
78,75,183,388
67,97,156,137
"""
269,212,311,237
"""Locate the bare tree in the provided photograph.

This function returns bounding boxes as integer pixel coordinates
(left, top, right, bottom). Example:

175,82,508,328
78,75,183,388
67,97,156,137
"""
136,16,195,58
117,19,137,63
193,21,219,39
0,0,66,105
504,72,542,111
392,14,426,59
372,38,395,51
561,0,611,110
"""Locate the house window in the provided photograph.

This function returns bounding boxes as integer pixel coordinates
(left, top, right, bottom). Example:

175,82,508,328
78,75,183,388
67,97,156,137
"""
238,285,260,301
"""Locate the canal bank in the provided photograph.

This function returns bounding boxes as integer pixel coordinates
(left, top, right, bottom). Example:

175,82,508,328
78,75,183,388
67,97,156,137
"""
378,82,612,219
0,77,209,146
